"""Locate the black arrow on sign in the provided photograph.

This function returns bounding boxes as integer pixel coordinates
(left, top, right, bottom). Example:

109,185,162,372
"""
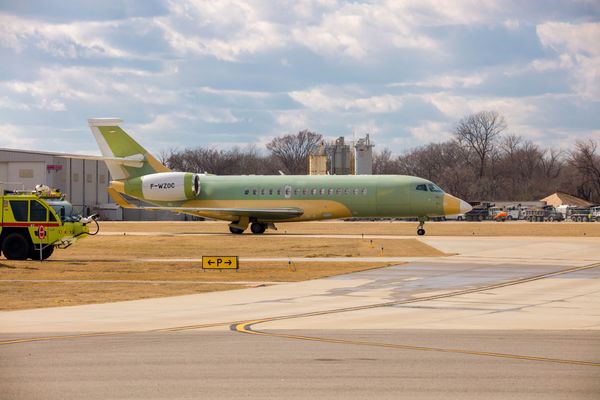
208,260,214,265
225,260,232,265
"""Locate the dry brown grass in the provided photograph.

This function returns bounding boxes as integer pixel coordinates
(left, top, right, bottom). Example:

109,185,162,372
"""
0,225,448,310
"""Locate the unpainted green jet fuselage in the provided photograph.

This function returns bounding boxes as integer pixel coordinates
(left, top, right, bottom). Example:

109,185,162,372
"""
88,118,471,235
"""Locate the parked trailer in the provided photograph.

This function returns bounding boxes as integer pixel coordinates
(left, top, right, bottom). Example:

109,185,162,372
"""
524,206,564,222
567,207,593,222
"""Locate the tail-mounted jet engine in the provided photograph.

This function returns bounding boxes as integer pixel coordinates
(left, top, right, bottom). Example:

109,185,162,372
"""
124,172,201,201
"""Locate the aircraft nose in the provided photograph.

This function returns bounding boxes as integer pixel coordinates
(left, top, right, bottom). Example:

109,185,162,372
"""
443,194,472,215
460,199,472,214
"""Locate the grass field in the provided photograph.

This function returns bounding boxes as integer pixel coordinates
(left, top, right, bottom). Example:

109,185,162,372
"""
2,220,598,311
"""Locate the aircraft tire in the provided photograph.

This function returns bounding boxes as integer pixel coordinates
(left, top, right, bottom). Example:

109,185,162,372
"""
229,226,244,234
417,228,426,236
2,233,31,260
251,223,266,235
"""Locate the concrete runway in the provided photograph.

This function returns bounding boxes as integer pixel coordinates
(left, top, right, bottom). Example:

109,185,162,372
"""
1,236,600,399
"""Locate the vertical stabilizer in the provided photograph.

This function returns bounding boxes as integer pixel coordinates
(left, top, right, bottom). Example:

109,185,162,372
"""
88,118,170,181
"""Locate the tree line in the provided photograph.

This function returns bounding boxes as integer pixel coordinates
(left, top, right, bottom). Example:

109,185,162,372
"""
162,111,600,203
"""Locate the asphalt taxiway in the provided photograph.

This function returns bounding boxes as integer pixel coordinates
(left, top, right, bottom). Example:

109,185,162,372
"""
1,236,599,399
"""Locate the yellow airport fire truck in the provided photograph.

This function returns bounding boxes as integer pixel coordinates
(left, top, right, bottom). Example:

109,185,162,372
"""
0,184,98,260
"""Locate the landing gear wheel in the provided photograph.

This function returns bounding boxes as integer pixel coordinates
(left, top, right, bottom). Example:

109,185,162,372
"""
30,245,55,260
417,228,426,236
229,226,244,234
251,223,267,234
2,233,31,260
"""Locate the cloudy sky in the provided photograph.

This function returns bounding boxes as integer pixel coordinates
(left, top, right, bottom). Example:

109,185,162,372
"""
1,0,599,156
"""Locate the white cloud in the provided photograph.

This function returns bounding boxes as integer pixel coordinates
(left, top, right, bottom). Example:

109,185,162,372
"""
0,14,131,59
390,72,485,89
274,110,310,132
156,0,286,61
424,92,538,124
537,21,600,99
289,86,403,113
0,66,181,111
408,121,452,144
0,124,35,148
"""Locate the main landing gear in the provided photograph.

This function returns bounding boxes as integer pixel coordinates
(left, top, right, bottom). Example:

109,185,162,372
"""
250,222,267,235
229,226,244,234
228,219,272,235
417,216,427,236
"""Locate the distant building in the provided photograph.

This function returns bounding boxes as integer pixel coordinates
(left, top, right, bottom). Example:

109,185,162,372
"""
354,134,374,175
330,136,353,175
540,192,596,207
308,134,375,176
308,142,328,175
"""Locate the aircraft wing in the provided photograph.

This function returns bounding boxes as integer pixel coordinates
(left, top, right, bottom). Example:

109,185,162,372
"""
139,206,304,220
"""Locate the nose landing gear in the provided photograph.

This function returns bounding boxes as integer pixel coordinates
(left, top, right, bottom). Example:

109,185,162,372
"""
417,216,427,236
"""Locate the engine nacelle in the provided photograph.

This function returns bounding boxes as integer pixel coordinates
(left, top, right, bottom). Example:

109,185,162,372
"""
138,172,201,201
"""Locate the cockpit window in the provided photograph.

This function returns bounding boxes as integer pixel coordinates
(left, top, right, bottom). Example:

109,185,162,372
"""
416,184,428,191
427,184,443,193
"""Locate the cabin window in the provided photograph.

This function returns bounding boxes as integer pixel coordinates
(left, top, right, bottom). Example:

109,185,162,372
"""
252,189,258,195
319,188,325,195
244,189,249,195
362,188,368,195
285,187,291,197
344,188,350,195
294,188,301,196
303,188,309,195
9,200,28,222
30,200,47,222
260,188,266,195
269,189,273,195
427,184,443,193
328,188,334,195
311,188,317,195
336,188,342,195
416,184,428,191
353,188,360,195
277,188,282,196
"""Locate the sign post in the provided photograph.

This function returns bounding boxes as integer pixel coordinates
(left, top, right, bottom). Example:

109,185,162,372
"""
38,225,46,261
202,256,239,270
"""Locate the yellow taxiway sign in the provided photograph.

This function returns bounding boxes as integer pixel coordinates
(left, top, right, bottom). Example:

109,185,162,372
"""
202,256,239,270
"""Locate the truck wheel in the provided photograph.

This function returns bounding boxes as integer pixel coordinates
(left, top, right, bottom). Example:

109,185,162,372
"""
30,245,55,260
1,233,32,260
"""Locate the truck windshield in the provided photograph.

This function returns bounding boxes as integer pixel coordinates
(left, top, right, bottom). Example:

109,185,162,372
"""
46,200,81,222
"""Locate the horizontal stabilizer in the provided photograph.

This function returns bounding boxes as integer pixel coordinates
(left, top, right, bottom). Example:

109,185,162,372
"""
59,154,145,168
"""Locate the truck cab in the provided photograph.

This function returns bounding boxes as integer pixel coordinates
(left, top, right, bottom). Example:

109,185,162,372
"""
0,186,94,260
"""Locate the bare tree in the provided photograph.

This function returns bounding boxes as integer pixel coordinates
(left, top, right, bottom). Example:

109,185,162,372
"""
372,148,398,174
454,111,507,178
569,139,600,201
266,130,323,174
